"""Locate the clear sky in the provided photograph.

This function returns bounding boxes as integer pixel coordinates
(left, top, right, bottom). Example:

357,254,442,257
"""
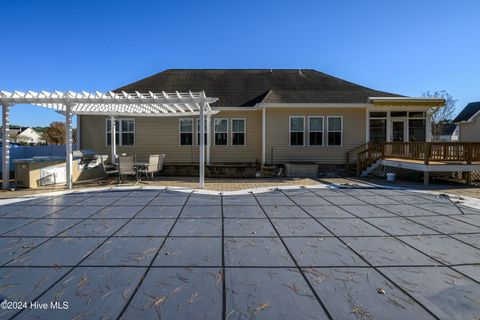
1,0,479,127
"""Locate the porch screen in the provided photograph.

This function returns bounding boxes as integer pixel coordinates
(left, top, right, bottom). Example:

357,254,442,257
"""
369,119,387,144
409,119,426,142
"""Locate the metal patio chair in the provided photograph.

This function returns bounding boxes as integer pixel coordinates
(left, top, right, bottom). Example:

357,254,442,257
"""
118,155,136,183
138,154,166,180
99,155,119,180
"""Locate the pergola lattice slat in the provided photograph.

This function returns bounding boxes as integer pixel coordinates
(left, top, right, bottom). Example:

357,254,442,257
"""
0,90,218,190
0,90,217,116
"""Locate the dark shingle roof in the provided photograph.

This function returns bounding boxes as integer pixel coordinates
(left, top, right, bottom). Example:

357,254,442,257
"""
440,123,457,135
453,102,480,122
115,69,402,107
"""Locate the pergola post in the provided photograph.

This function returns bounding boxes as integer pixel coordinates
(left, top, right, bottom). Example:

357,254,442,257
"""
206,111,211,165
261,107,266,165
199,103,205,188
65,103,73,189
2,103,11,190
110,115,116,164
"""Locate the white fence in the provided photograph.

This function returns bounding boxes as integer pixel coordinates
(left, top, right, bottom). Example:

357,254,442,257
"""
0,145,78,172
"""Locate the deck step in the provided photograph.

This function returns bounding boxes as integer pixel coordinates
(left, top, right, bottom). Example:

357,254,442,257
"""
360,161,381,177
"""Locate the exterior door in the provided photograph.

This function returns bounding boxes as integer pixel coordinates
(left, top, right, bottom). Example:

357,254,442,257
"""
392,120,406,142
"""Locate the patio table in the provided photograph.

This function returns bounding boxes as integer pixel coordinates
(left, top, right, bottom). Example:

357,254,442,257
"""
134,162,148,181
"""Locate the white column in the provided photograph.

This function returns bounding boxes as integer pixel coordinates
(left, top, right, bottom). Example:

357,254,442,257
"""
110,115,117,163
65,104,73,189
426,111,433,142
261,107,266,165
2,104,10,190
206,111,211,165
199,104,205,188
76,115,81,149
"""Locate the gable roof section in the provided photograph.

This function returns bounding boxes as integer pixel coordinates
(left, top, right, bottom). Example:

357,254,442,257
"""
453,102,480,122
115,69,403,107
440,123,457,135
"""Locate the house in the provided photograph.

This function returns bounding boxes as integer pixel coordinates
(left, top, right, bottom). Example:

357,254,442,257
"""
78,69,444,168
14,127,45,145
434,122,458,142
453,102,480,142
0,126,45,145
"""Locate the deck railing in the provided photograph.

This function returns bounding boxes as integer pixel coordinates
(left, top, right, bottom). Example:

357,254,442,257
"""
349,142,480,176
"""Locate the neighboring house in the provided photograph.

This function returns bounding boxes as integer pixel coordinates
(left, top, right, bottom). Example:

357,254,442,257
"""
434,122,458,142
79,69,444,166
14,127,45,145
453,102,480,142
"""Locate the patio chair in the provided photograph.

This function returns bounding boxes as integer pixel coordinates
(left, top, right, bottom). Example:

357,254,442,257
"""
99,155,119,180
138,154,166,180
118,155,136,182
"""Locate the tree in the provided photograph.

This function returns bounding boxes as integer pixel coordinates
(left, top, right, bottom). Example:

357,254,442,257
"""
42,122,66,145
423,90,457,140
42,122,77,145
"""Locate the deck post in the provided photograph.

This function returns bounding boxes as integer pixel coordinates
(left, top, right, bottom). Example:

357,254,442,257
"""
424,172,430,185
424,142,430,165
65,103,73,189
199,103,205,189
2,103,10,190
466,142,472,184
110,115,116,164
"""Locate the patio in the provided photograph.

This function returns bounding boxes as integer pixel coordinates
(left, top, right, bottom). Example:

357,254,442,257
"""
1,184,480,319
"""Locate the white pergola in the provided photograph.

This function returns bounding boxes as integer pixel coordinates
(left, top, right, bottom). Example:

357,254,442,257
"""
0,90,218,190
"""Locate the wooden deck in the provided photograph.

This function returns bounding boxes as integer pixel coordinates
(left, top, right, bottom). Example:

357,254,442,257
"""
347,142,480,185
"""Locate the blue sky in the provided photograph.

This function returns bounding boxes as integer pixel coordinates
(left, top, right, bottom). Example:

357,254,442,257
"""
1,0,479,127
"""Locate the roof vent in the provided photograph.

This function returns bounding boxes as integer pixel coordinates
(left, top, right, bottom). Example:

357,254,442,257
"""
298,69,303,75
270,69,273,73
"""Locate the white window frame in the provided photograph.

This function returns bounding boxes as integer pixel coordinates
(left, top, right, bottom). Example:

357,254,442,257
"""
327,116,343,147
106,118,135,146
179,118,194,146
308,116,324,146
213,118,229,146
231,118,246,146
289,116,305,147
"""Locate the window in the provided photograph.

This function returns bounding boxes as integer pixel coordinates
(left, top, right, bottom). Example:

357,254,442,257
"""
308,117,323,146
391,111,407,117
327,117,342,146
106,119,134,146
409,119,426,142
196,119,208,146
409,112,426,118
180,119,193,145
369,118,387,144
370,112,387,118
231,119,246,146
289,117,304,146
214,119,228,145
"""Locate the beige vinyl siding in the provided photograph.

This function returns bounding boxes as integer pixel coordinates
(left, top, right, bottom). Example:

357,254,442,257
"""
265,107,366,164
79,110,261,164
458,115,480,142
